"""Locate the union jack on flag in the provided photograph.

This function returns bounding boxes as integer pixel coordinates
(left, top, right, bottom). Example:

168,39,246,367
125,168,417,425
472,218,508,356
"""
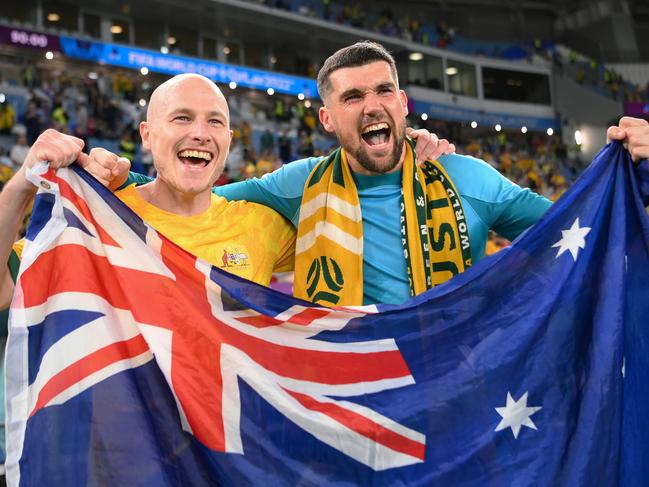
6,143,649,486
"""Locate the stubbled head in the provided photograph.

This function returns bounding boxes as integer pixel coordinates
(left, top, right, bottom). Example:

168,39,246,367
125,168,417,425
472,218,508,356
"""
140,74,233,195
317,42,408,175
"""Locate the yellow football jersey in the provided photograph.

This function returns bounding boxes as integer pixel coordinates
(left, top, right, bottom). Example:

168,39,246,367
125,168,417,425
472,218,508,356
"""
116,184,295,286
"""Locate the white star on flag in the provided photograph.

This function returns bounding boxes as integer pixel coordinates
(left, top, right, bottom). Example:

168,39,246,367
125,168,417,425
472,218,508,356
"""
495,392,542,439
552,217,591,261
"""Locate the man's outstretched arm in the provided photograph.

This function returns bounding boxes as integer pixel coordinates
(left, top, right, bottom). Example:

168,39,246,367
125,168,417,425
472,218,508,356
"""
0,130,91,309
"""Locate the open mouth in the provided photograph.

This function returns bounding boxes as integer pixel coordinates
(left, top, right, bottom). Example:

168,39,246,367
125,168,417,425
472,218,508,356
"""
177,149,213,167
361,122,391,147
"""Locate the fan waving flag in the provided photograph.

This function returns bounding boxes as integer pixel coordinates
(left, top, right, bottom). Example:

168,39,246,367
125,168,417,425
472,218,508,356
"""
6,142,649,486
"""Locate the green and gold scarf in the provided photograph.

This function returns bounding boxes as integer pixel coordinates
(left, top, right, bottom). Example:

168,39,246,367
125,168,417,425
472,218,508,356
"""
294,141,471,306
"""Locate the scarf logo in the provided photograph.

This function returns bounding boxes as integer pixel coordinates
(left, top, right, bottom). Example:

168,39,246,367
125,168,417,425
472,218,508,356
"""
306,256,344,305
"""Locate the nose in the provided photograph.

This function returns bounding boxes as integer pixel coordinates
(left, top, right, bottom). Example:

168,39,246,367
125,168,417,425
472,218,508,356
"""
189,119,211,142
363,92,383,116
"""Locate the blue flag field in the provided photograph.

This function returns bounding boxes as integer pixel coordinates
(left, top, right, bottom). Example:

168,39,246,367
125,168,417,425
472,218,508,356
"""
5,142,649,486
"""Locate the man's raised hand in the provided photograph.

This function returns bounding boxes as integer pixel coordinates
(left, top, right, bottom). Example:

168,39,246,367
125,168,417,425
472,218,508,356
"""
16,129,88,193
607,116,649,162
407,127,456,165
80,148,131,190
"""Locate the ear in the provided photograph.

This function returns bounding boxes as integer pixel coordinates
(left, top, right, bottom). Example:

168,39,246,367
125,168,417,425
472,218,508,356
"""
319,106,335,133
399,89,409,116
139,121,151,150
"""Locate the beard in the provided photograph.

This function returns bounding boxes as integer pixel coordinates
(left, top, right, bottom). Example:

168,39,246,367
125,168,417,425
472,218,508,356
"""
340,122,406,174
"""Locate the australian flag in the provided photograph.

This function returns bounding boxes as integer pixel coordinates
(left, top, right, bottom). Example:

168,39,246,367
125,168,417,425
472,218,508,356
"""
5,142,649,486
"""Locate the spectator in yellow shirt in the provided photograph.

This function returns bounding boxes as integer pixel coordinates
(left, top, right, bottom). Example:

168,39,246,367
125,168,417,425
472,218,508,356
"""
0,102,15,135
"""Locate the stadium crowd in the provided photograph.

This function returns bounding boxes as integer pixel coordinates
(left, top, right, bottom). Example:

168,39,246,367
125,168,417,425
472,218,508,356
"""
246,0,649,106
250,0,477,53
0,60,337,176
0,53,614,257
0,63,584,243
0,71,583,255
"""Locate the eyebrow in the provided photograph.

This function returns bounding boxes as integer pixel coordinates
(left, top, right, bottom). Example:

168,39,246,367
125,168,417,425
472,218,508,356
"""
339,88,362,101
168,108,227,118
339,82,396,101
376,82,396,92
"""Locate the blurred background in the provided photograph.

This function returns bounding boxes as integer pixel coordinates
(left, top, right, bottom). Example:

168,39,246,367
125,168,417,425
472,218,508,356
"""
0,0,647,253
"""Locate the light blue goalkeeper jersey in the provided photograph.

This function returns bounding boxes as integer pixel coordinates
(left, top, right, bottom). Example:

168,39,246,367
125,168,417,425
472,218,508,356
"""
213,153,552,304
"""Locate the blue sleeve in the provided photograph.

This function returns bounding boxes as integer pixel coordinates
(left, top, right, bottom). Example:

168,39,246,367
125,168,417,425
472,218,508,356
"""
440,154,553,241
214,157,323,226
485,190,552,241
